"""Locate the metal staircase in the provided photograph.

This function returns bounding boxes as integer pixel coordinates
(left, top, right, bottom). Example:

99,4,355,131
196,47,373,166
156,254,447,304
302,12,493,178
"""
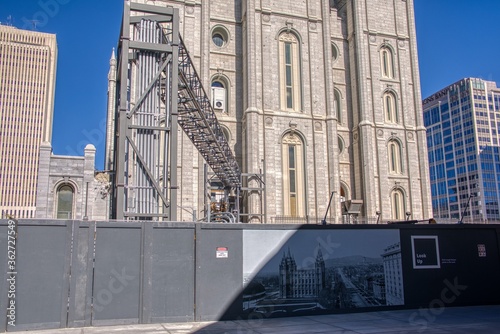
111,2,240,220
177,37,241,188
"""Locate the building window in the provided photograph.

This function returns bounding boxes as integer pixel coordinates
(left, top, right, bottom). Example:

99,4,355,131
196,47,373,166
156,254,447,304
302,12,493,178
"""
334,88,342,123
384,92,398,123
211,80,227,112
340,184,348,203
211,25,229,48
282,133,305,217
388,140,403,174
212,33,224,47
56,184,74,219
279,32,301,111
391,189,405,220
221,126,230,142
380,46,394,79
331,42,339,62
338,135,345,154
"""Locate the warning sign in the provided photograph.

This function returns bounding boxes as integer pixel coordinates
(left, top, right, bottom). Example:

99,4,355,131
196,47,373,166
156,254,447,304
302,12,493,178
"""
216,247,228,259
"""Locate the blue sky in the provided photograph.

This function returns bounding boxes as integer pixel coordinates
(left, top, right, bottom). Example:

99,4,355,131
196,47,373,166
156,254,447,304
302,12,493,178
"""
1,0,499,170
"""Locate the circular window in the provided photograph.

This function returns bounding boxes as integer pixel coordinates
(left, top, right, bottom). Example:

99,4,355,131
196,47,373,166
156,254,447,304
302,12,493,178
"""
212,33,224,47
212,26,229,48
338,135,344,154
331,43,339,62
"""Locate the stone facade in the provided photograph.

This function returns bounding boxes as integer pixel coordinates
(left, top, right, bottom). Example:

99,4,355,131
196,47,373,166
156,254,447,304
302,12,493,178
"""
35,143,110,220
118,0,432,222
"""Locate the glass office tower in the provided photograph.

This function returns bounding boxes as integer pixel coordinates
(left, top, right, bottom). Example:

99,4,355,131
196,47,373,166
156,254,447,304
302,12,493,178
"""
423,78,500,223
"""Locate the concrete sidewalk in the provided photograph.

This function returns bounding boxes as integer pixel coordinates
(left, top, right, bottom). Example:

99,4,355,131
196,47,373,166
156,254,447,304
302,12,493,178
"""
13,305,500,333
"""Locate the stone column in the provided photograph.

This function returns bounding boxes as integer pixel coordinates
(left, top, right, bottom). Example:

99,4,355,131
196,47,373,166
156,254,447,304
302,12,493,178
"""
83,144,96,220
35,142,52,218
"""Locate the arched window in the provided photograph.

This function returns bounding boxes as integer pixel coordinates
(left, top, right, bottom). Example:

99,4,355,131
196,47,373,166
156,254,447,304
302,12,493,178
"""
282,133,305,217
56,184,74,219
279,32,301,111
211,80,227,113
380,46,394,79
221,126,230,142
340,184,348,203
391,189,405,220
388,140,403,174
384,92,398,123
334,89,342,123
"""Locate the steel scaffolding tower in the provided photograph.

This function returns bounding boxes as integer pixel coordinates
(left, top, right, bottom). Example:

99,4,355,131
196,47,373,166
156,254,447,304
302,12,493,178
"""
111,2,240,221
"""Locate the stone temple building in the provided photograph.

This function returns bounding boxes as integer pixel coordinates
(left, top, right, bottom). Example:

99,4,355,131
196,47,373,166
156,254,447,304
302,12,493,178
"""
279,248,326,298
107,0,432,223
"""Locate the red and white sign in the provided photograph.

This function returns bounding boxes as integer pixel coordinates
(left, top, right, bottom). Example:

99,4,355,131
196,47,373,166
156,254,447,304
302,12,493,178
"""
216,247,228,259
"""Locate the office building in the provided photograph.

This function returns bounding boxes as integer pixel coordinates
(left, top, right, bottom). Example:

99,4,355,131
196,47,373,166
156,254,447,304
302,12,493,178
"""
0,25,57,218
382,242,404,305
423,78,500,223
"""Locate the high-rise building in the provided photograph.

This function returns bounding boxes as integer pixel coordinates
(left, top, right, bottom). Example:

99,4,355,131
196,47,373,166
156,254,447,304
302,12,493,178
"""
423,78,500,223
381,242,404,305
108,0,432,222
0,25,57,218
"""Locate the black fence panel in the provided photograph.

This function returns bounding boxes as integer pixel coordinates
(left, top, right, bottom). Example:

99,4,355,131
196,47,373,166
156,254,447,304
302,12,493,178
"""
91,222,142,326
7,221,71,332
195,224,244,321
148,223,195,322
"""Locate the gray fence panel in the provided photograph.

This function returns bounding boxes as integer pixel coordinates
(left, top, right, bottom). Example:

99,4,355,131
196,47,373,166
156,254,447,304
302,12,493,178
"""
92,223,142,326
9,221,72,331
148,224,195,322
67,221,94,327
0,223,7,332
195,224,243,321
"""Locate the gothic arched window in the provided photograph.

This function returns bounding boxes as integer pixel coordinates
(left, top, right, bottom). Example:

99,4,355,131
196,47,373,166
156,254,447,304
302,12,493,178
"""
282,133,305,217
279,32,301,111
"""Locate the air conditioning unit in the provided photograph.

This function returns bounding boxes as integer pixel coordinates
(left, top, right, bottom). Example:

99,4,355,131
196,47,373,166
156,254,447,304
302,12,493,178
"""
211,87,226,111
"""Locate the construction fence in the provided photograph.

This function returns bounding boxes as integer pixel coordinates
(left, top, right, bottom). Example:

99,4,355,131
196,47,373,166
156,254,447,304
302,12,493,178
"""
1,219,500,332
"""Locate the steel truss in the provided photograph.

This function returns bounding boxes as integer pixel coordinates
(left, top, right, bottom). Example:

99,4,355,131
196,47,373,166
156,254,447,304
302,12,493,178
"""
112,2,240,221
